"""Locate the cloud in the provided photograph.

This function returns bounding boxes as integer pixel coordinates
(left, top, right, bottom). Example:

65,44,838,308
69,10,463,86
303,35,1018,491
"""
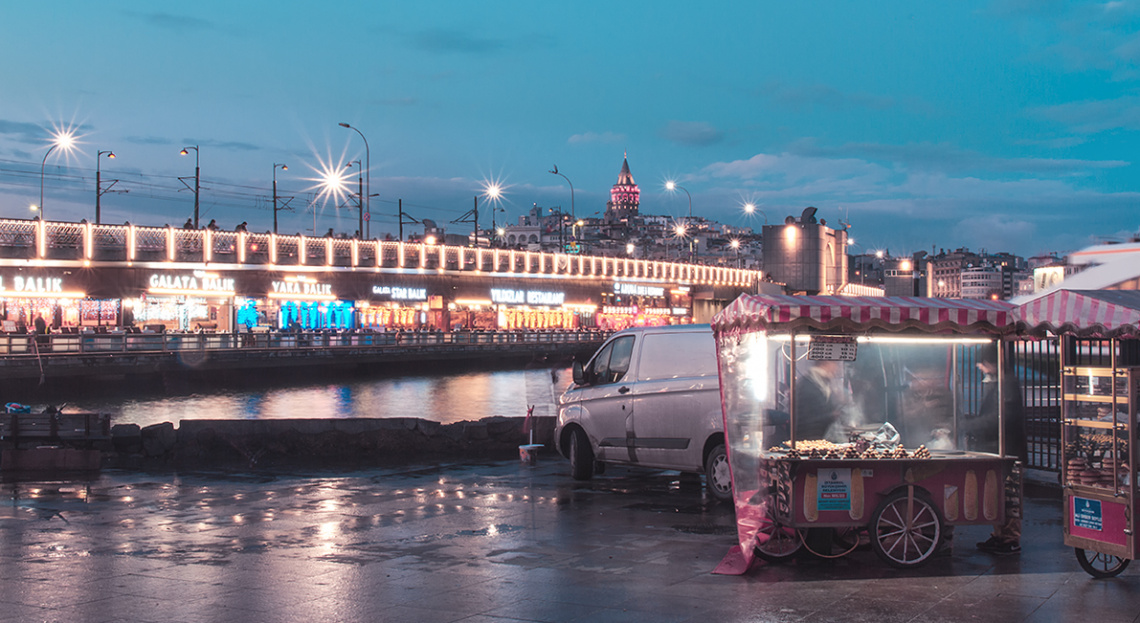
194,139,261,152
762,81,896,111
788,139,1127,174
124,135,174,146
0,120,49,143
373,97,418,107
951,214,1038,252
567,131,626,145
659,121,724,147
128,11,214,32
1035,96,1140,134
412,29,505,53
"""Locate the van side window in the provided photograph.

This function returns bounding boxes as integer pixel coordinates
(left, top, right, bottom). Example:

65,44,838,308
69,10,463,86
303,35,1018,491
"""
587,335,635,385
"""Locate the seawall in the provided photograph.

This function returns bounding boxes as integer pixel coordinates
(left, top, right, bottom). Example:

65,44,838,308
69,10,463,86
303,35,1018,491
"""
98,416,558,470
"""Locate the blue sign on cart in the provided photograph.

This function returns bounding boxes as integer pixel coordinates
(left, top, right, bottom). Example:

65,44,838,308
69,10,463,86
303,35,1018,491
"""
1073,497,1103,531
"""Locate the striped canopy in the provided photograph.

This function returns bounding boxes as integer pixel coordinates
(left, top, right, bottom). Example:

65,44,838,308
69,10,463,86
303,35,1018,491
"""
712,294,1017,335
1016,289,1140,337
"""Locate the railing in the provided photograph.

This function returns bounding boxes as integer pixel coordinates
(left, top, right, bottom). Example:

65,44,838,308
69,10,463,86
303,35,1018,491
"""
0,329,609,357
0,218,760,288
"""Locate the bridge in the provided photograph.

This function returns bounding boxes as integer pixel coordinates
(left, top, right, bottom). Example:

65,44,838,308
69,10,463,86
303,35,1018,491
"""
0,329,608,387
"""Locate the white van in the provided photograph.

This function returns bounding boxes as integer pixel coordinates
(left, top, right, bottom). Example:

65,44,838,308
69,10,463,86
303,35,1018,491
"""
554,324,730,501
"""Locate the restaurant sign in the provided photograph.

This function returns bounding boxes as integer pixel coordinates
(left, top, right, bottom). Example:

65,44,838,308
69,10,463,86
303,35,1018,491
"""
372,285,427,301
491,288,565,306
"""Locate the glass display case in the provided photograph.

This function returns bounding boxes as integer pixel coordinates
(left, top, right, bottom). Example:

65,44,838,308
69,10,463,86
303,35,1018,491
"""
1061,365,1138,576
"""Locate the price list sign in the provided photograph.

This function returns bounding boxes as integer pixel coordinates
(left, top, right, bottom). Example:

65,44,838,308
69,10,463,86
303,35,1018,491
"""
808,336,857,361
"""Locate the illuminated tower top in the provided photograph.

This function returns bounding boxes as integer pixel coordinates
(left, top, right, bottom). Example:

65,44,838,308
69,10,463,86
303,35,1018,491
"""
604,155,640,224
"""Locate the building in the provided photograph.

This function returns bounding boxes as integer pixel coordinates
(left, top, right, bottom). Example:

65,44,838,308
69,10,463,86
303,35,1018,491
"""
761,207,848,295
603,156,640,226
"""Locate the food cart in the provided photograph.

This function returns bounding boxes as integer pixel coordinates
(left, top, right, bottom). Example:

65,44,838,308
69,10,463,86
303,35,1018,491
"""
712,294,1021,572
1016,289,1140,578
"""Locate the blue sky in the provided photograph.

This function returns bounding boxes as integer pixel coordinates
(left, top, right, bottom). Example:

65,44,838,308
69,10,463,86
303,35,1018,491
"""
2,0,1139,258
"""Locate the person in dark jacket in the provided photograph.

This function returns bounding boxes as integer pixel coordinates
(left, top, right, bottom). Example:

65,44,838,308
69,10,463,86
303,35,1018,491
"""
970,348,1024,555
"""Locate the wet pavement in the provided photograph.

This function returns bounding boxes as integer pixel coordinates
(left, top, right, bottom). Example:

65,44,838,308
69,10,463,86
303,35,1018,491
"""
0,458,1136,623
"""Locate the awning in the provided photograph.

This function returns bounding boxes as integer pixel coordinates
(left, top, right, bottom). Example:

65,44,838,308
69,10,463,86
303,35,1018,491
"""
1015,289,1140,338
712,294,1017,335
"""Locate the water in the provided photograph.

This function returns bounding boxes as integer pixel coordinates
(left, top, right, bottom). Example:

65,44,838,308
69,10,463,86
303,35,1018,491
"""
51,366,574,429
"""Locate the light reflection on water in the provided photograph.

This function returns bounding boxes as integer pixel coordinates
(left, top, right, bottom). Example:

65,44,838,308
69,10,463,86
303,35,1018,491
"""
65,367,574,429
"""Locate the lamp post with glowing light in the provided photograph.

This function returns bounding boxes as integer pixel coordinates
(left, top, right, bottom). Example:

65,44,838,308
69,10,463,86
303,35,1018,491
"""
743,202,768,224
730,238,741,268
96,150,116,224
484,183,502,247
673,223,688,262
37,131,76,220
666,181,693,261
179,145,200,228
338,123,370,238
272,163,288,233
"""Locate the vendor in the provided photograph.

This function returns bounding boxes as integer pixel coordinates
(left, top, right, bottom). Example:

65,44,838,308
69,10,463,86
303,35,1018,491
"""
794,359,853,442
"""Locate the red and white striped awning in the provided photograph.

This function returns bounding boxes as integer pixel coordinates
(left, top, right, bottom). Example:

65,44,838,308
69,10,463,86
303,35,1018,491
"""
712,294,1017,335
1016,289,1140,337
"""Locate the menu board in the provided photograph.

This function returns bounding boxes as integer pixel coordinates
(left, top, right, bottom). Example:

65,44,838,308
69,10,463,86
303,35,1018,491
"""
808,336,857,361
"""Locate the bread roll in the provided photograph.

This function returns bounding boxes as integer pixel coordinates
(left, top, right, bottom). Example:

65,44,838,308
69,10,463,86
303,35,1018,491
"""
964,470,978,521
983,469,999,521
944,485,959,521
849,469,864,520
804,472,818,522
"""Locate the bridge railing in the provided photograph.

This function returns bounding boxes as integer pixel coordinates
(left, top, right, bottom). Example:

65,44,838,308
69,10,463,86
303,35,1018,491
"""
0,329,610,357
0,218,760,288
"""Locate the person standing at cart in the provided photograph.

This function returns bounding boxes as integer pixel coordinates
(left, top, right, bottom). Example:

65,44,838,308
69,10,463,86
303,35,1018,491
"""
969,348,1025,555
794,359,854,442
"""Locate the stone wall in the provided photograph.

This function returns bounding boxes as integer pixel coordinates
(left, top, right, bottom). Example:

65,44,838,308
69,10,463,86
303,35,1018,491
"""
105,416,557,469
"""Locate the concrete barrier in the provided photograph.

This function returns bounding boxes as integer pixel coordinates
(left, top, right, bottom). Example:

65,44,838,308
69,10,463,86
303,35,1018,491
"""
104,415,556,469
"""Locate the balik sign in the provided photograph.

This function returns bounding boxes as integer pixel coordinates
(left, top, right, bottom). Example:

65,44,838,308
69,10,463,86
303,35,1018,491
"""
0,275,64,294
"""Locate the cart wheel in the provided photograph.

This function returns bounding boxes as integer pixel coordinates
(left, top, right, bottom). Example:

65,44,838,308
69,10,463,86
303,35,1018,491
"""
870,488,943,568
1075,548,1131,579
754,513,803,562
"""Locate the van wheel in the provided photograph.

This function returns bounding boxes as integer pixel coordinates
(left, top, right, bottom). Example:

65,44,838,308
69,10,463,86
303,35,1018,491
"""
569,428,595,481
705,444,733,502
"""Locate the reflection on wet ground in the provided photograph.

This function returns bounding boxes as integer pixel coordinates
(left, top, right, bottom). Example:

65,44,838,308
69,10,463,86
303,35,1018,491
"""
0,461,1136,622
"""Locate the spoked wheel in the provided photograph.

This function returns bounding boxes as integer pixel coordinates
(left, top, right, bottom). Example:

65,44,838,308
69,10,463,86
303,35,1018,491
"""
1075,548,1131,579
754,511,803,562
870,488,943,568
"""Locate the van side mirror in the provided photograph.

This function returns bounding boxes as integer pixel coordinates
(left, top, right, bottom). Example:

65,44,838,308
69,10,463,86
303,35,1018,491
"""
572,360,586,386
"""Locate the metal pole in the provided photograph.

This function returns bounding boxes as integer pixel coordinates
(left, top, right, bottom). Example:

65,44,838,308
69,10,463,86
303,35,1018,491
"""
39,144,59,220
398,198,403,241
95,166,102,225
272,166,279,234
357,168,364,238
473,195,479,247
194,154,200,229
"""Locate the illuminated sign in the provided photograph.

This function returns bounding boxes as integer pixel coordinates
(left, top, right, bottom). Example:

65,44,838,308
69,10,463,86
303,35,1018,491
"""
0,275,84,298
372,285,427,301
614,282,665,297
491,288,566,306
148,270,235,296
1,276,62,294
270,276,335,300
602,305,638,315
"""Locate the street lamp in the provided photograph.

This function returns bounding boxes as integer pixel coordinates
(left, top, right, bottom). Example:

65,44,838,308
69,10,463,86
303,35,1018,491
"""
730,238,741,268
743,202,768,224
179,145,200,228
344,160,363,237
38,130,76,221
673,223,688,261
549,164,575,221
485,183,502,247
338,123,370,239
96,150,116,224
272,163,288,233
666,181,693,261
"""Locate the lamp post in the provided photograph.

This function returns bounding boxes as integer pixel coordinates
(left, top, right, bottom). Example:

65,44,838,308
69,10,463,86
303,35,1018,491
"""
548,164,575,221
666,181,692,261
179,145,200,228
743,202,768,224
96,150,116,224
730,238,741,268
338,123,369,239
272,163,288,234
38,131,75,220
347,160,363,237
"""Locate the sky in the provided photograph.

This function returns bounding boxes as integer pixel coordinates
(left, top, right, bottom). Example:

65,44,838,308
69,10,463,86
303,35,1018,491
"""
2,0,1139,259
